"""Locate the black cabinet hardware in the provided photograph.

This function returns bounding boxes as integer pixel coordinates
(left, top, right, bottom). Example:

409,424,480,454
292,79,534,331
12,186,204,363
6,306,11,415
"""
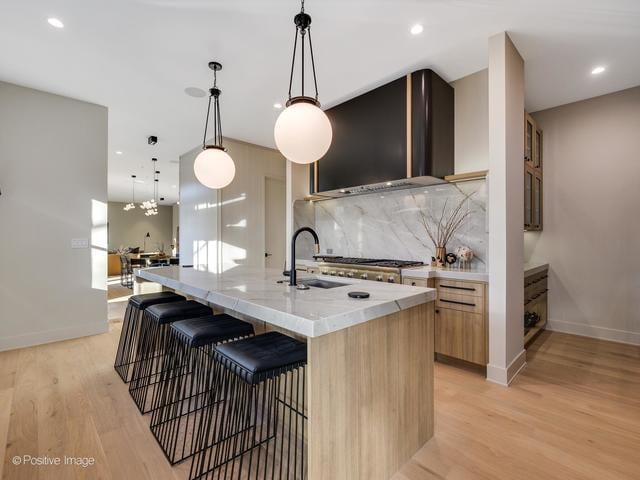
439,284,476,292
440,299,476,307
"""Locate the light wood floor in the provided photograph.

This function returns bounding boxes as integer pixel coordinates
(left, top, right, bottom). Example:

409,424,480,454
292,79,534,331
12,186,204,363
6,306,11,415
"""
1,326,639,479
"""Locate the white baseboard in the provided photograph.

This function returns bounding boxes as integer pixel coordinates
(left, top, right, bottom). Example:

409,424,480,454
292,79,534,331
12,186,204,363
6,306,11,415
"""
0,322,108,352
486,348,527,386
548,319,640,346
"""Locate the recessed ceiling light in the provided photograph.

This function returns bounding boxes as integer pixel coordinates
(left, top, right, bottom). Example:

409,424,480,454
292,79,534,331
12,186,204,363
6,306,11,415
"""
115,151,123,155
47,18,64,29
273,103,283,109
591,66,606,75
410,24,424,35
184,87,206,98
171,185,177,188
134,179,145,184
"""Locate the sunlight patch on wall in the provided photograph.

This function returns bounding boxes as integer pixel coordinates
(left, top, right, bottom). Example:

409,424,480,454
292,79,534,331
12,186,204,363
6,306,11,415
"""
91,199,108,291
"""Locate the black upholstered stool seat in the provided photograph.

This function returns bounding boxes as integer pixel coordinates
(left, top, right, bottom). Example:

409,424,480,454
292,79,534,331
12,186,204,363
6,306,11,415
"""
214,331,307,384
129,291,184,310
171,314,254,348
145,300,212,325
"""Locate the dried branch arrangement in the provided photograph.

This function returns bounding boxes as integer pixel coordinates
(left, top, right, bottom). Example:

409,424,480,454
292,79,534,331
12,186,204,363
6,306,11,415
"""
416,191,475,249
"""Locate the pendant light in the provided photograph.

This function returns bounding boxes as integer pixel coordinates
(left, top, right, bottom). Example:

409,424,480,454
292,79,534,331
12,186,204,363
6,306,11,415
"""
193,61,236,189
141,158,159,215
274,0,332,164
123,175,137,211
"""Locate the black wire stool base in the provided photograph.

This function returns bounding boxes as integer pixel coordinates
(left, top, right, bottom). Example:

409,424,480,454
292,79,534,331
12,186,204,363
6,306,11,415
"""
189,358,307,480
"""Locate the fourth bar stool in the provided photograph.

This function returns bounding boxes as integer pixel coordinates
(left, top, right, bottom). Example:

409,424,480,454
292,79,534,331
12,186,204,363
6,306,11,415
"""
189,331,308,480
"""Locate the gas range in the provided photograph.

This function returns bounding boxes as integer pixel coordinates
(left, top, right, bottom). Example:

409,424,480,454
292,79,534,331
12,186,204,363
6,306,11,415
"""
313,256,424,283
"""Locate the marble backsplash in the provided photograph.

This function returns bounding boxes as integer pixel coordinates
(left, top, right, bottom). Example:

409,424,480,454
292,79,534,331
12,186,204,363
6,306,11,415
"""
294,179,488,268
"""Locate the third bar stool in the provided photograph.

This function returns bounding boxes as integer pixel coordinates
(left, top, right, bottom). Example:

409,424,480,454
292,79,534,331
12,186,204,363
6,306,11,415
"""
114,291,185,383
149,314,255,464
128,300,213,413
189,331,307,480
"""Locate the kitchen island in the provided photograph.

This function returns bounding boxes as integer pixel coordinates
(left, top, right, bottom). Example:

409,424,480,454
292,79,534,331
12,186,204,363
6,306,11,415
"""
135,265,436,480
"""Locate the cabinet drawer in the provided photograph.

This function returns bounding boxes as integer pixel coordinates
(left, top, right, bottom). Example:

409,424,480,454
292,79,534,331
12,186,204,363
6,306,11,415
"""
435,279,484,297
436,291,483,314
435,309,486,365
402,278,429,287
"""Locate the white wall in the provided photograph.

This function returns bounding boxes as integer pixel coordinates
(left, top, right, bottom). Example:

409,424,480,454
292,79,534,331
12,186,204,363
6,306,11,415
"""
180,138,286,271
525,86,640,345
451,69,489,174
487,33,525,385
0,81,108,351
107,202,173,252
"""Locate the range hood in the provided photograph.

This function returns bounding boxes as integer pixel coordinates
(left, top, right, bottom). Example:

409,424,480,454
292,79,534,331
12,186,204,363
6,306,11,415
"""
309,69,454,199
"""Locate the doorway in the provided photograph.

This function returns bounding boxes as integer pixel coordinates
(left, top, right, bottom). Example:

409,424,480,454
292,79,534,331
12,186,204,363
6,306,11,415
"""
264,177,286,269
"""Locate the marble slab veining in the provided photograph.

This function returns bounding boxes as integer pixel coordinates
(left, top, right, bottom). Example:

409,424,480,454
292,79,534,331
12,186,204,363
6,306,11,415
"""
295,179,488,268
135,266,436,338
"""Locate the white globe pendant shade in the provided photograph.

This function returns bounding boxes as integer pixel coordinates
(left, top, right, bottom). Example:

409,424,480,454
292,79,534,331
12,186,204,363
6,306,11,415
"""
274,100,332,164
193,147,236,189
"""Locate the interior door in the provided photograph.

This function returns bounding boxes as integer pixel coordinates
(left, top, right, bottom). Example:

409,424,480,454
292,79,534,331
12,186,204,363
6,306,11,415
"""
264,177,286,269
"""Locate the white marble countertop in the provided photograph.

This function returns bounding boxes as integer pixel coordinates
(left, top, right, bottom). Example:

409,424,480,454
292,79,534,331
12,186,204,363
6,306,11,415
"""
401,261,549,282
135,266,436,338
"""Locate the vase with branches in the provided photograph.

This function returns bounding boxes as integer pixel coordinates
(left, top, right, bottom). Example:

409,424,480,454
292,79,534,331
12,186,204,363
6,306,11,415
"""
416,191,475,266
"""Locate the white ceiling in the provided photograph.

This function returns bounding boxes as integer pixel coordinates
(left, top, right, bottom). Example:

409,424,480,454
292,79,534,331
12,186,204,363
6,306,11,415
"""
1,0,639,204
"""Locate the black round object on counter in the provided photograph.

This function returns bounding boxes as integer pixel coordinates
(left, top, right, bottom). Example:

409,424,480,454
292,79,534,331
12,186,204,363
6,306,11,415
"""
348,291,370,299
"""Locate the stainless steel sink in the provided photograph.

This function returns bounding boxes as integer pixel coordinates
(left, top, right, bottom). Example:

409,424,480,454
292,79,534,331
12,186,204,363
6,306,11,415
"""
296,278,346,289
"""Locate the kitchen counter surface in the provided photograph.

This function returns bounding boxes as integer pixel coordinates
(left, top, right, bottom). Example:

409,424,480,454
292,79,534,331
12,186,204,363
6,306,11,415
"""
135,265,436,338
401,261,550,282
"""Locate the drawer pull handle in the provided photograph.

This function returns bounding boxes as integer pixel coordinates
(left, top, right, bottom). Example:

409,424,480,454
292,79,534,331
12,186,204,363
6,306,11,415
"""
439,285,476,292
440,299,476,307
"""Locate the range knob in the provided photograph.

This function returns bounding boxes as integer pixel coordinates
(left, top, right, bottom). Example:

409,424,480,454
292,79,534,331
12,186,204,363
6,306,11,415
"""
360,273,368,280
387,277,395,283
347,272,354,278
338,271,345,277
376,275,384,282
321,269,329,275
330,271,337,276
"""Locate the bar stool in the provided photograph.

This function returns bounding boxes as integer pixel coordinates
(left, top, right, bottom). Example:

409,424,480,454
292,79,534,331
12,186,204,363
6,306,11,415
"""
114,291,185,383
150,314,255,464
189,331,307,480
128,300,213,414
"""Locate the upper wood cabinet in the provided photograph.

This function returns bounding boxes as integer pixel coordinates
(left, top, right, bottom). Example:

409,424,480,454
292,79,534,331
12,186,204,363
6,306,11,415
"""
524,113,543,231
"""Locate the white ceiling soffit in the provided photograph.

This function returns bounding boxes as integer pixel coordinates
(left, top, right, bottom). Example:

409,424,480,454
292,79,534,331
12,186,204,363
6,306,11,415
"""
0,0,639,202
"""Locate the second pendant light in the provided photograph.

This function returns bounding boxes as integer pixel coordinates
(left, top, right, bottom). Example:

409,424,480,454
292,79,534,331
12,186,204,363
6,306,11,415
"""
193,61,236,189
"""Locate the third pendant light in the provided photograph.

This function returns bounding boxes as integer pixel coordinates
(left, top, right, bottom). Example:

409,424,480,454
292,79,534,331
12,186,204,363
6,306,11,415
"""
274,0,332,165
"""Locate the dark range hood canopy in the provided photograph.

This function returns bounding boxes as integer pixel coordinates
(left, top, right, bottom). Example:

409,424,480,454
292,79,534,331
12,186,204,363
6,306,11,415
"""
309,69,454,199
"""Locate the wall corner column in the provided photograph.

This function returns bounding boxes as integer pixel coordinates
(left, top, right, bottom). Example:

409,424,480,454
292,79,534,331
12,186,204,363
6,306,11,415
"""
487,32,526,386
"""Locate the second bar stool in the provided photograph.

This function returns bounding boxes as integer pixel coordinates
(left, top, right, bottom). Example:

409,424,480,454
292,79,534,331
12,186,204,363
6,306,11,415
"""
128,300,213,413
114,291,185,383
149,314,255,464
189,331,308,480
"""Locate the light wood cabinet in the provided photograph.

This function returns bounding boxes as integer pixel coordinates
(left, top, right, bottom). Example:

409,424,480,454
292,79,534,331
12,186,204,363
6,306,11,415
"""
524,267,549,346
524,113,543,231
435,308,486,365
405,277,487,366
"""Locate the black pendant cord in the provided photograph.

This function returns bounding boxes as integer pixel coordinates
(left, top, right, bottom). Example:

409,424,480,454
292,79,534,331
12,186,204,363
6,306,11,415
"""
307,28,319,101
287,0,319,102
202,67,224,149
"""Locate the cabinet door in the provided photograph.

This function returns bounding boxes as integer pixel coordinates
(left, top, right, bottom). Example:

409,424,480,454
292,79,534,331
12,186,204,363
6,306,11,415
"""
435,308,486,365
534,128,543,169
524,169,533,229
525,113,535,164
533,175,542,228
